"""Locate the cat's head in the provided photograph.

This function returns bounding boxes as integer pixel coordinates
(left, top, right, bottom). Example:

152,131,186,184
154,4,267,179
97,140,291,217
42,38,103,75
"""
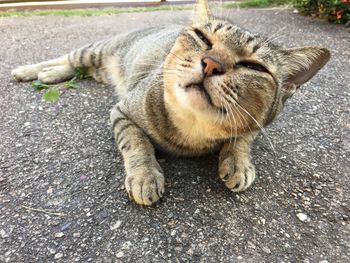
163,0,330,138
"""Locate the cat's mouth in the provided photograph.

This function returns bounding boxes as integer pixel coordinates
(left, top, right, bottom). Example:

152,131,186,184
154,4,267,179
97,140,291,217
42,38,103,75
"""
184,82,227,114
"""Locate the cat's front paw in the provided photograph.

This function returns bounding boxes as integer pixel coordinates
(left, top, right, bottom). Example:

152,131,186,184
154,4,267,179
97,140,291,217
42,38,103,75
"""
125,168,165,206
219,157,256,192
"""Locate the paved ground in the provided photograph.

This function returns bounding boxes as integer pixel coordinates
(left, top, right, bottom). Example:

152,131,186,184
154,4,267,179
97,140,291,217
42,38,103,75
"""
0,8,349,263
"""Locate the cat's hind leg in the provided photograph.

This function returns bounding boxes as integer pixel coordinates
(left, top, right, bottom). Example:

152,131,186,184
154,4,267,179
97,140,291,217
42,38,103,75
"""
12,40,113,84
12,56,74,84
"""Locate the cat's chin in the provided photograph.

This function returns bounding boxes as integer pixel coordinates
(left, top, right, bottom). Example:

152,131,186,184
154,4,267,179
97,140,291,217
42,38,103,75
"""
178,83,226,115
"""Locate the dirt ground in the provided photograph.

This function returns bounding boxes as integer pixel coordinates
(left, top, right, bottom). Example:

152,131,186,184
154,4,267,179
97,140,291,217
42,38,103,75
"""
0,8,349,263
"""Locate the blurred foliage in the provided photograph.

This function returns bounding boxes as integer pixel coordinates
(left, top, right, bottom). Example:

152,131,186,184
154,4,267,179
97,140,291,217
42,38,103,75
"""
294,0,350,24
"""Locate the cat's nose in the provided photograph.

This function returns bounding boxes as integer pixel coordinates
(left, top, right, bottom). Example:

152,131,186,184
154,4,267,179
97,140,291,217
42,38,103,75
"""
202,57,224,77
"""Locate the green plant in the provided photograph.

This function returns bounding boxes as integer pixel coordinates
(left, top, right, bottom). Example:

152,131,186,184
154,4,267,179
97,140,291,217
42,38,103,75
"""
32,68,89,102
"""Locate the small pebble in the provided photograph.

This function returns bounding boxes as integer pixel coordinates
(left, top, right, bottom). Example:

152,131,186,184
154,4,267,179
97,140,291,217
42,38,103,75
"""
61,223,71,231
110,220,122,230
1,229,9,238
116,251,124,258
296,213,308,222
54,253,63,259
262,246,271,254
80,175,88,181
54,232,64,238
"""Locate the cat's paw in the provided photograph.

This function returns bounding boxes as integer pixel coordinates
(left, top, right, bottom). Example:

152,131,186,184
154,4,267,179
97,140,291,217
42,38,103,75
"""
125,168,165,206
38,65,74,84
219,157,256,192
11,64,41,82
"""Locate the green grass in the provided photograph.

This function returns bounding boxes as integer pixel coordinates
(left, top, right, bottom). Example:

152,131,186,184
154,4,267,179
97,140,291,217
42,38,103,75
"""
0,0,294,18
0,5,192,17
225,0,293,8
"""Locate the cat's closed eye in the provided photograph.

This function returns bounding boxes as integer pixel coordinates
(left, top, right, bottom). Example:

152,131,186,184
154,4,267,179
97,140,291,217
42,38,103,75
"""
235,61,269,73
194,29,212,49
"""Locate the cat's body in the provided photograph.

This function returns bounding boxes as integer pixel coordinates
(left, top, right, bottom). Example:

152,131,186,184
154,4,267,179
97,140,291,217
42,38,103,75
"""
12,0,330,205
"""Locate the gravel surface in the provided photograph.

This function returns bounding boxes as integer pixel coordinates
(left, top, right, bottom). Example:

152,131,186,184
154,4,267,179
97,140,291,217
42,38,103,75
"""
1,8,349,263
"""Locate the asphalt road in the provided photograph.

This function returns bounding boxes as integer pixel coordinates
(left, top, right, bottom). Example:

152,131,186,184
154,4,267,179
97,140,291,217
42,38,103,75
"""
1,8,349,263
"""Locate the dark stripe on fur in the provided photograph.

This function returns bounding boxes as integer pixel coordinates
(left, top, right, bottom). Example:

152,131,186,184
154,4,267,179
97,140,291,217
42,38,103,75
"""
183,32,199,48
116,105,128,118
252,45,260,54
79,48,86,67
264,76,280,126
246,35,255,44
90,51,97,67
120,141,131,152
112,117,127,130
116,124,134,145
213,23,223,33
97,44,106,68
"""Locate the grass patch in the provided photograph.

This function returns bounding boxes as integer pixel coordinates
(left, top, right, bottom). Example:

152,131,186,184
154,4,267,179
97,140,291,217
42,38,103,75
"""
0,5,192,18
225,0,293,8
0,0,295,17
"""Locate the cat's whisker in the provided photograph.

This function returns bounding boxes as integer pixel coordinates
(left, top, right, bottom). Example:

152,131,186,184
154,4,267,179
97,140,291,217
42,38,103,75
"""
222,96,238,149
215,93,226,126
261,26,286,46
234,101,277,156
229,97,269,144
216,87,276,156
219,87,255,135
216,89,239,149
217,88,246,132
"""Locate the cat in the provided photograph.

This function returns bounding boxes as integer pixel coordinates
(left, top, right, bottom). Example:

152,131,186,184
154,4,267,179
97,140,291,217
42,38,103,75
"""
11,0,330,205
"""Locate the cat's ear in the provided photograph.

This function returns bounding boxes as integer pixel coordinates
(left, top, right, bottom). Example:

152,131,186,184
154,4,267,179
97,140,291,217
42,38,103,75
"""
281,46,330,98
193,0,212,23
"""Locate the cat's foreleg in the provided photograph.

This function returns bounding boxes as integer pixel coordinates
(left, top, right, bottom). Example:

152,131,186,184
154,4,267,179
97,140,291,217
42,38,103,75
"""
110,104,165,206
218,132,258,192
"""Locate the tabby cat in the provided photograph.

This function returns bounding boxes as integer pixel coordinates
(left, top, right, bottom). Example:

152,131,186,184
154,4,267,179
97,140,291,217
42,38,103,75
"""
12,0,330,205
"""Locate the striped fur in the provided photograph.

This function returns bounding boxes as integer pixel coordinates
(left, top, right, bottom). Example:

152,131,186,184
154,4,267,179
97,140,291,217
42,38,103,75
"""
12,0,330,205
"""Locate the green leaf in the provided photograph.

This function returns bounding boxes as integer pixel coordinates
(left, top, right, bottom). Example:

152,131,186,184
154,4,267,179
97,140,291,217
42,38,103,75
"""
32,80,50,90
74,67,91,80
43,88,60,102
65,82,79,89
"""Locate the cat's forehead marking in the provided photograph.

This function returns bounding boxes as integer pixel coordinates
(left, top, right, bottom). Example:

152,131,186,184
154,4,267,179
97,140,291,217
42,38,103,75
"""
187,20,279,66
